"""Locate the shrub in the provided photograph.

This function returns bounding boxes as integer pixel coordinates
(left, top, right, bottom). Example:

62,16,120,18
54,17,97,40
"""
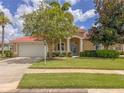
52,52,73,57
59,52,66,57
80,50,97,57
80,50,119,58
49,52,66,57
96,50,119,58
67,52,73,57
0,50,14,58
4,51,13,57
52,52,60,57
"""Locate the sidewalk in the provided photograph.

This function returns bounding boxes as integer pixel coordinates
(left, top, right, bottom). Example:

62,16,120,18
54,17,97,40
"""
1,89,124,93
88,89,124,93
26,69,124,75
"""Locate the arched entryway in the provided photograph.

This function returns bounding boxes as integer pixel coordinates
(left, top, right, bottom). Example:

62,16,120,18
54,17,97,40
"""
70,38,80,56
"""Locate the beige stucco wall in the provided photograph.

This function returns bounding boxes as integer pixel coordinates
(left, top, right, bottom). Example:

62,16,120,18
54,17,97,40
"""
47,41,124,54
109,44,123,51
49,38,96,53
83,39,96,51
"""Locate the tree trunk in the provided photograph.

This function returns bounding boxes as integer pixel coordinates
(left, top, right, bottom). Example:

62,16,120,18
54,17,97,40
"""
52,41,55,52
1,25,5,57
48,42,54,59
59,39,62,54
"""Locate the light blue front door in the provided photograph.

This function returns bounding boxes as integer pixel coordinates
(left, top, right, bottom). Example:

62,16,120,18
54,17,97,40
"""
70,43,78,56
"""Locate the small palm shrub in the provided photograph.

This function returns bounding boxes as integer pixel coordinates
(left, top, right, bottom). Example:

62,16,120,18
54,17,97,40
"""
59,52,66,57
48,52,66,57
67,52,73,57
48,52,73,57
52,52,60,57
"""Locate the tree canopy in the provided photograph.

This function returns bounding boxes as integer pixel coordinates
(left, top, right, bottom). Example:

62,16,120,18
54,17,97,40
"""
90,0,124,49
23,1,76,57
0,10,9,56
0,11,9,26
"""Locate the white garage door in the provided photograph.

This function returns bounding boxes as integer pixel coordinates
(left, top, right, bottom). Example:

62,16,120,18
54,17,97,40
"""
19,43,44,57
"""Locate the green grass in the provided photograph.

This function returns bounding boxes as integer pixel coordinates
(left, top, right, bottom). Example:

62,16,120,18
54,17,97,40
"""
30,58,124,70
18,73,124,88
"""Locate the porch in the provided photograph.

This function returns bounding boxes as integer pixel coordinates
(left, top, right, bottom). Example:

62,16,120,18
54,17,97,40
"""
54,36,84,56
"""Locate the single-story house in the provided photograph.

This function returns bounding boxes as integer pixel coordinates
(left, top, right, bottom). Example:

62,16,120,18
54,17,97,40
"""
11,29,124,57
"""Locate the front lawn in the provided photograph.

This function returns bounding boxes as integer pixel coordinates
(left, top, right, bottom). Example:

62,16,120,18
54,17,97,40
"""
30,58,124,70
18,73,124,88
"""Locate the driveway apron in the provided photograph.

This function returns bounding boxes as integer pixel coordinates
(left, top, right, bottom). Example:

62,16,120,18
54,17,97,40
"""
0,57,36,92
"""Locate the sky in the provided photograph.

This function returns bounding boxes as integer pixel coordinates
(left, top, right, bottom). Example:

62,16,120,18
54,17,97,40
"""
0,0,97,41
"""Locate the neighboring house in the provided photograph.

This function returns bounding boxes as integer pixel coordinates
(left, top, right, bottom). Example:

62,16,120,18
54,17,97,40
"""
11,29,124,57
0,42,10,51
109,44,124,52
96,44,124,52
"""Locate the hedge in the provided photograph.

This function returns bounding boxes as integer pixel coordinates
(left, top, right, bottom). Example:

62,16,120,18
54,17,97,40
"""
80,50,119,58
47,52,72,57
80,50,97,57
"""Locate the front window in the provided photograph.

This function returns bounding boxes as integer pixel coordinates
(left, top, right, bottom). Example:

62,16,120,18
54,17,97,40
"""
57,43,65,51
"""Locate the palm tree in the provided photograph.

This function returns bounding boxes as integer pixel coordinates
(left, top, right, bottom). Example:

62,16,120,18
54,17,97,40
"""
50,1,74,54
0,11,9,56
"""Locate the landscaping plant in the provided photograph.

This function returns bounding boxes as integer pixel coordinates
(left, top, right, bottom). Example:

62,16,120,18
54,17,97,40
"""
80,50,119,58
90,0,124,49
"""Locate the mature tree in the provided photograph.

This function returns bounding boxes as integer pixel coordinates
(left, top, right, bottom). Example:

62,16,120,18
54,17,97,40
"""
94,0,124,34
90,0,124,49
49,1,74,54
90,26,119,49
23,1,76,58
0,11,9,56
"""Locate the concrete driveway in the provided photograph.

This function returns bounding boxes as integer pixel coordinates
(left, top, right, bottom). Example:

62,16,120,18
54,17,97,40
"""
0,57,38,92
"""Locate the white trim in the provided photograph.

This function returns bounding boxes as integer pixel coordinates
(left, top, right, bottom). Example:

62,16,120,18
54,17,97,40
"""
67,38,70,52
80,39,83,52
68,35,83,39
60,39,62,54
